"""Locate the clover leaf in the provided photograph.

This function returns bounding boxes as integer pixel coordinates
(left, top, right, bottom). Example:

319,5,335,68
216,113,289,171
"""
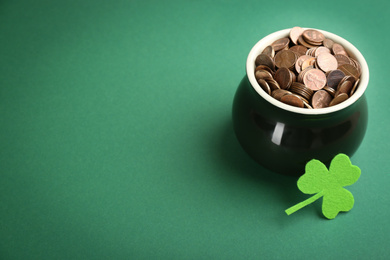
285,153,361,219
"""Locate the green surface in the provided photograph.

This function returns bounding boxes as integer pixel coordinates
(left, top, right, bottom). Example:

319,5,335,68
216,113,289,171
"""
1,0,389,259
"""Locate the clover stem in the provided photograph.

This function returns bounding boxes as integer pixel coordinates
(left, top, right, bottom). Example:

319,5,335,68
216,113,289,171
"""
285,191,324,215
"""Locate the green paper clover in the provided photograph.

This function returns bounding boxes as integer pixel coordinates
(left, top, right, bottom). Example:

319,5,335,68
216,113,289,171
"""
285,153,361,219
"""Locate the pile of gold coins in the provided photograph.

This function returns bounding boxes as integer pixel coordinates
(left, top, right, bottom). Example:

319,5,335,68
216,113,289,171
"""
254,27,361,109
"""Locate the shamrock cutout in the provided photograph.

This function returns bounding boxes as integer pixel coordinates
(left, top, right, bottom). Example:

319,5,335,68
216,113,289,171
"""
285,153,361,219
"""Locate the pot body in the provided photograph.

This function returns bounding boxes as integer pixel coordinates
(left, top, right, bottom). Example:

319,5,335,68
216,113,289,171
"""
232,76,368,176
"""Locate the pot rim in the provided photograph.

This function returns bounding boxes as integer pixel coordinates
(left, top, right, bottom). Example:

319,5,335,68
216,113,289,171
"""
246,28,369,115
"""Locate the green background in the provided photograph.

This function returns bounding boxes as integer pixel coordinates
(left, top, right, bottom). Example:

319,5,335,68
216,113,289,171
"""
1,0,389,259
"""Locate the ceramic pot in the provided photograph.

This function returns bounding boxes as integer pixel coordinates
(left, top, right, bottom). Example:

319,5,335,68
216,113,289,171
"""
232,28,369,176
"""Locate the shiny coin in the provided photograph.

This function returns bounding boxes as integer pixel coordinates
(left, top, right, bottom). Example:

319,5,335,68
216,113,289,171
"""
323,86,336,97
271,37,290,51
301,56,316,70
329,93,348,107
303,100,313,109
274,50,297,69
314,46,331,57
272,89,291,100
338,64,360,79
338,75,356,87
289,69,296,82
257,79,271,95
316,52,338,72
323,38,334,49
298,35,319,48
253,27,362,109
298,66,314,82
280,94,304,108
290,26,305,45
296,95,310,105
295,55,312,73
302,29,325,44
335,80,353,97
274,67,293,90
306,47,317,57
350,78,360,96
262,45,275,58
303,69,327,90
255,65,274,75
290,82,314,101
255,69,273,81
326,70,345,89
255,54,275,71
266,78,281,91
332,43,348,56
334,54,352,66
350,58,362,77
290,45,308,57
312,90,332,108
